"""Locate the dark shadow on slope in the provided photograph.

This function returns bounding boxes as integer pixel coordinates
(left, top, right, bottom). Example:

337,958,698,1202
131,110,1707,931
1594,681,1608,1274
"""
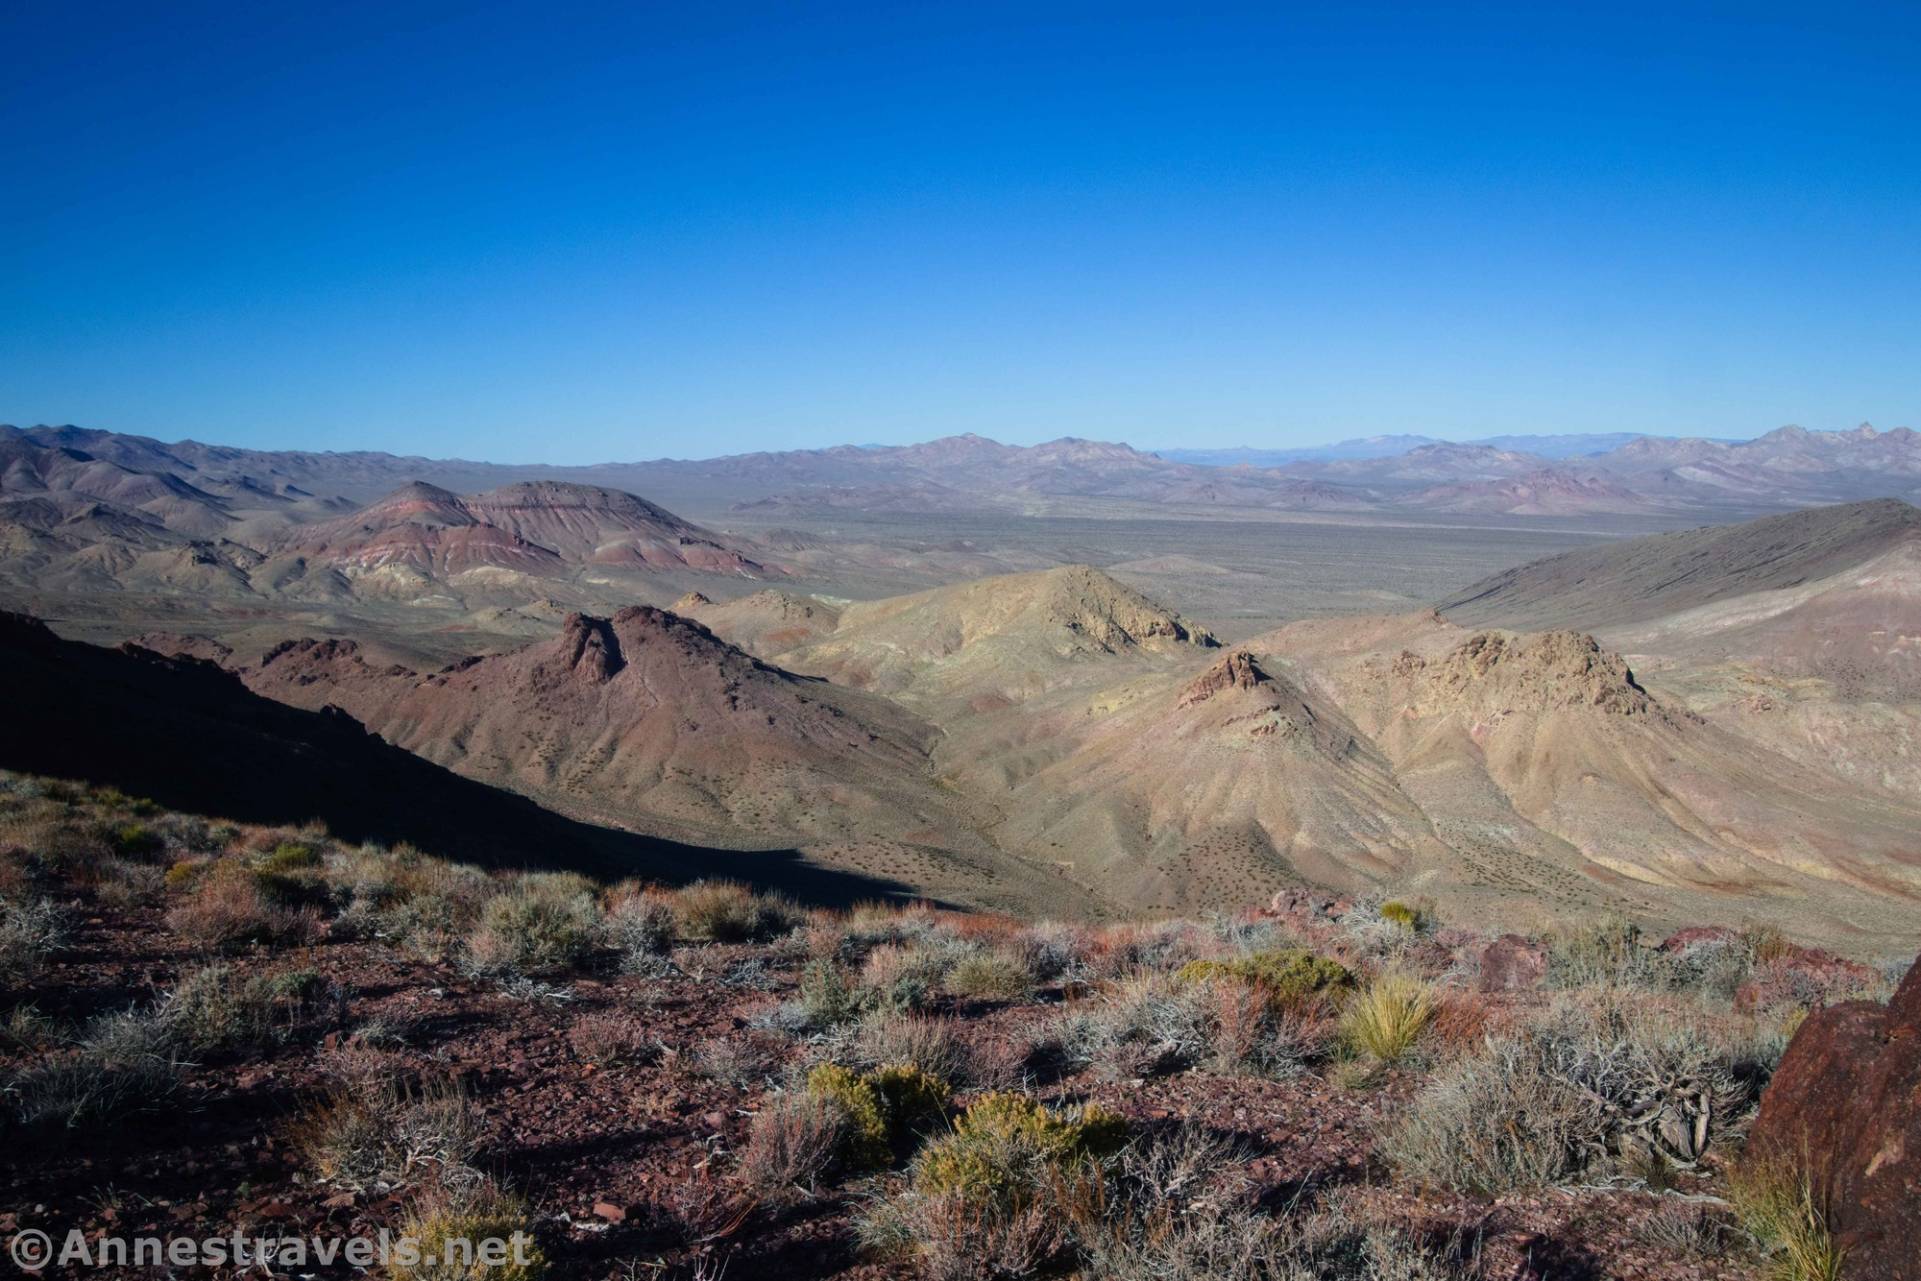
0,612,924,909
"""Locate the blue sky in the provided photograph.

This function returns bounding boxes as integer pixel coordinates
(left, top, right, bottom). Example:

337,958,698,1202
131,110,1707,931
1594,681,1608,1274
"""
3,2,1917,462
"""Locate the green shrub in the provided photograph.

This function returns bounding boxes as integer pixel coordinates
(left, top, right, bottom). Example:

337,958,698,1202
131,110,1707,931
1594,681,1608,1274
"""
945,949,1035,1002
1177,949,1353,1010
801,957,863,1027
163,963,324,1052
467,878,602,973
394,1183,546,1281
914,1092,1127,1204
672,880,801,943
805,1063,891,1168
255,841,321,875
112,823,164,858
870,1063,952,1133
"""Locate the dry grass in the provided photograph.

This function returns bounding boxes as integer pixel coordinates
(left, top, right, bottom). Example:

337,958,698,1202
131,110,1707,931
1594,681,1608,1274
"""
1730,1153,1846,1281
739,1090,853,1195
1340,972,1437,1064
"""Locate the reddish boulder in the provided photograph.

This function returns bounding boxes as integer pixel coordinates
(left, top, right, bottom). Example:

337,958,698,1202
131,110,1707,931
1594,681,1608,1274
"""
1477,934,1548,993
1748,955,1920,1281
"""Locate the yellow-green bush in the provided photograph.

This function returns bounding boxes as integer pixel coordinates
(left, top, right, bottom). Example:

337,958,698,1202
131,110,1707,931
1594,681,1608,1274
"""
394,1185,546,1281
806,1063,892,1167
1339,972,1436,1063
1177,949,1353,1010
255,840,321,875
1379,900,1427,932
913,1092,1127,1203
871,1063,951,1132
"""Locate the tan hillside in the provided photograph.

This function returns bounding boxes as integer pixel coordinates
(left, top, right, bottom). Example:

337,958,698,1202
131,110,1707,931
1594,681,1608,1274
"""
773,564,1216,702
672,587,846,658
982,648,1448,913
1242,618,1921,933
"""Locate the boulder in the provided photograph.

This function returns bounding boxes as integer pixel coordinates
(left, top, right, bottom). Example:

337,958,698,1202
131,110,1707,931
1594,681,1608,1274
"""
1747,955,1920,1281
1477,934,1548,993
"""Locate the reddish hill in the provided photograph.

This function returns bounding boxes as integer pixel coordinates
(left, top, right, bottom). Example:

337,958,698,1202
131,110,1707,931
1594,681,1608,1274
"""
279,480,774,579
240,606,965,844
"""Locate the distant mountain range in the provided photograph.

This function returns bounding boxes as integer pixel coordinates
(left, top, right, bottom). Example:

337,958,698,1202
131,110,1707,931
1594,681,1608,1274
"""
4,422,1919,621
1155,431,1679,466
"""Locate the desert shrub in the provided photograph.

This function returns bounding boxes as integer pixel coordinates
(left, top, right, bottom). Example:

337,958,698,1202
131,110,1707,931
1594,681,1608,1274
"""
854,1011,972,1084
166,860,318,949
1055,1125,1293,1281
914,1092,1127,1203
1729,1153,1845,1281
1053,971,1215,1079
805,1063,892,1167
800,956,863,1028
1010,922,1089,983
672,880,800,943
296,1076,479,1192
393,1181,546,1281
7,1007,181,1130
0,894,63,986
1387,994,1758,1194
1198,972,1328,1078
693,1033,784,1087
603,884,676,961
1546,914,1665,988
859,942,957,1012
0,1004,57,1054
945,948,1035,1002
466,876,601,974
1177,948,1353,1012
740,1089,854,1195
1340,972,1437,1064
91,857,167,908
1666,933,1757,1000
374,857,496,961
870,1063,952,1134
565,1009,656,1067
163,963,326,1053
256,840,321,874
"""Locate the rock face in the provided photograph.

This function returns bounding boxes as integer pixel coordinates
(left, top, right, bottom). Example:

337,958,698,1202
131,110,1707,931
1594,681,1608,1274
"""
1420,630,1657,717
1178,650,1271,706
1748,954,1921,1281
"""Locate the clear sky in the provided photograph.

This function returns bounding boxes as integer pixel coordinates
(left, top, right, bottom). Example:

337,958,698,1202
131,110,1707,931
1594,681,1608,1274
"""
3,2,1917,462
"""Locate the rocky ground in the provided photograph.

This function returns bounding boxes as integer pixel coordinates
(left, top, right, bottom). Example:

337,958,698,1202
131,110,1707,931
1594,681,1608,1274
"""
0,774,1907,1280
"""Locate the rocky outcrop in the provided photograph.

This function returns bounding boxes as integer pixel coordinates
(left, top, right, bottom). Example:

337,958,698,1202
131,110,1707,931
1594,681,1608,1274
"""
1748,955,1921,1281
1426,630,1656,716
1178,651,1270,706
